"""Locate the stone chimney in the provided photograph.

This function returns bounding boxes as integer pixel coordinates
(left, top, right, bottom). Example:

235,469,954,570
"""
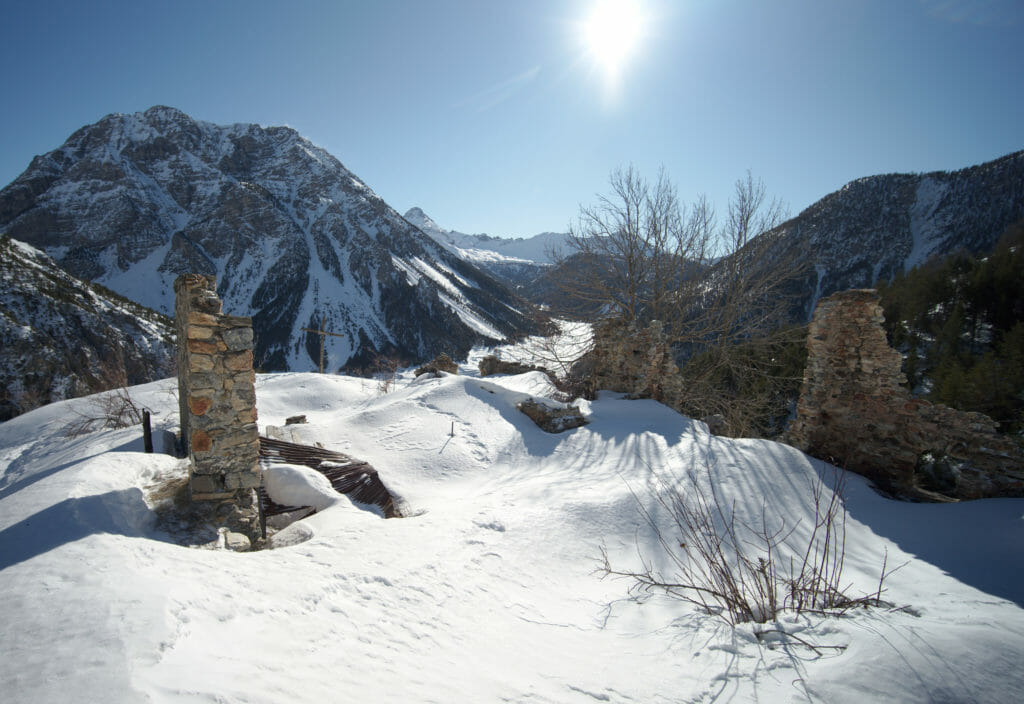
174,274,261,539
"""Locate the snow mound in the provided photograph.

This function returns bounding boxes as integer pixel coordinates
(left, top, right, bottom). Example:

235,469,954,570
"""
262,462,342,511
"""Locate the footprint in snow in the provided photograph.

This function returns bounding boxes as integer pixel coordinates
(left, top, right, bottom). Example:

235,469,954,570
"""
473,519,506,532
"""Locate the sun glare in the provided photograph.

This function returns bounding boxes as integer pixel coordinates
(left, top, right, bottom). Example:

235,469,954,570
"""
582,0,647,79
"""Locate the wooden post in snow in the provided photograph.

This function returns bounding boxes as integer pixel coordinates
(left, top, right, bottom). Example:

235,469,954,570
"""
142,410,153,453
300,317,346,374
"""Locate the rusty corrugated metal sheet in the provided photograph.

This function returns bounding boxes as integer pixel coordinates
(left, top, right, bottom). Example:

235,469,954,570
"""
258,436,401,519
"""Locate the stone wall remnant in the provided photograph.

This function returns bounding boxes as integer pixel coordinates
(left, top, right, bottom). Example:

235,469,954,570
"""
787,289,1023,499
174,274,261,540
478,355,554,379
414,353,459,377
586,319,683,404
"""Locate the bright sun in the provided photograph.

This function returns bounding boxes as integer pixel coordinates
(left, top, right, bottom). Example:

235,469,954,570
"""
582,0,647,79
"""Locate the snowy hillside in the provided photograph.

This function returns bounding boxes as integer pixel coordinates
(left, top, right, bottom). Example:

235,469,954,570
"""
0,106,544,371
2,351,1023,702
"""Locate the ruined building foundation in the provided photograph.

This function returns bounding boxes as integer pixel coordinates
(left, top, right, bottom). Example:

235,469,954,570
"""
787,289,1023,499
174,274,262,539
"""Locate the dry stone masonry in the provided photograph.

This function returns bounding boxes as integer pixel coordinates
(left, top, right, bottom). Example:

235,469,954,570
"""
787,289,1024,500
174,274,261,540
586,319,683,405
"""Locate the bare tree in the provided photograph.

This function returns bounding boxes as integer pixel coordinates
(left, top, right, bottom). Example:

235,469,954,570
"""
555,166,714,325
553,167,805,435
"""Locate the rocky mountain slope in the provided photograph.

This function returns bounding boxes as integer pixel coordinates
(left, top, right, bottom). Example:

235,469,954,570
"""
0,106,545,371
0,236,175,420
740,150,1024,320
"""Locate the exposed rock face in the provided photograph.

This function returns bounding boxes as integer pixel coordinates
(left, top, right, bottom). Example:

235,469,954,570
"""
175,274,261,541
787,289,1024,499
0,106,545,372
0,236,174,420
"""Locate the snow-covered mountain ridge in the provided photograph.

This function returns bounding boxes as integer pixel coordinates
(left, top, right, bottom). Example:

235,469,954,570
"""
740,150,1024,319
403,206,569,284
0,106,545,371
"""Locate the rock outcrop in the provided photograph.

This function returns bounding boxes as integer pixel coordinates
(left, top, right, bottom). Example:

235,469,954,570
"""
478,355,554,379
787,289,1024,499
414,353,459,377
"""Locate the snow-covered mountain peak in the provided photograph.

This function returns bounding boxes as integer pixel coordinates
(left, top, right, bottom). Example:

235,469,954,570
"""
0,108,545,372
403,207,445,236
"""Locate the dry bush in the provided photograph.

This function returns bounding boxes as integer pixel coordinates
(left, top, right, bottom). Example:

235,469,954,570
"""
600,460,899,626
372,353,401,394
66,386,149,437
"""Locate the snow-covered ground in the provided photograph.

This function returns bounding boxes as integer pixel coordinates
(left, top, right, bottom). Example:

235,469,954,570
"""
2,346,1023,702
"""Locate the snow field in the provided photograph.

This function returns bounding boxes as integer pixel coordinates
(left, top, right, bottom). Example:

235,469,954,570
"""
1,368,1023,703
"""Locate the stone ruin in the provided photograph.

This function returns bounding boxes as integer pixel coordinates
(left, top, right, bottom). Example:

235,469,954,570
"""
787,289,1024,500
174,274,262,541
586,318,682,404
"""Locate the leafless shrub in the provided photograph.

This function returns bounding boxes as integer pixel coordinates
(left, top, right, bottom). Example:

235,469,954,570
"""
372,353,401,395
600,459,900,626
66,386,149,437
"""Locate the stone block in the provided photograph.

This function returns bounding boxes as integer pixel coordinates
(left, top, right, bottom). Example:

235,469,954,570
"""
187,324,215,341
225,471,262,490
189,354,215,372
225,350,253,372
188,311,220,326
190,474,224,494
218,429,259,450
222,530,251,552
187,339,219,355
187,395,213,416
222,326,254,351
191,429,212,453
236,407,258,424
191,491,235,502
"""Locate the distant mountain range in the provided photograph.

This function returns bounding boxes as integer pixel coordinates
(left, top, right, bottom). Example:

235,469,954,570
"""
0,106,545,374
402,206,568,284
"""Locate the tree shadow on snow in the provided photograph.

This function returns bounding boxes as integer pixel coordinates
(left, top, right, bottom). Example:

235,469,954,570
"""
0,488,160,572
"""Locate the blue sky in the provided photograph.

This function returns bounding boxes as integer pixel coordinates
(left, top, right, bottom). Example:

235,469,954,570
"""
1,0,1021,237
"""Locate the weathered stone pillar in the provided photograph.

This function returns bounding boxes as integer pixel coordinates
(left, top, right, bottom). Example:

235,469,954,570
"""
174,274,261,540
787,289,1023,499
